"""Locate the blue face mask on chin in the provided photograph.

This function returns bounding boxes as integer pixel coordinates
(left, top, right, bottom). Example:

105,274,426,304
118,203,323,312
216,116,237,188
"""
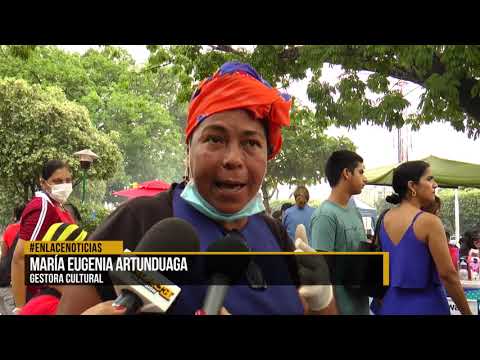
180,180,265,222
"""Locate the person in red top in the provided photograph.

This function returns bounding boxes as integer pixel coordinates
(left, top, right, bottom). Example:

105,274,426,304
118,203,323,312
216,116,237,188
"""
1,204,25,255
19,222,88,315
445,230,460,269
11,160,75,313
2,223,20,252
19,288,63,315
0,204,25,315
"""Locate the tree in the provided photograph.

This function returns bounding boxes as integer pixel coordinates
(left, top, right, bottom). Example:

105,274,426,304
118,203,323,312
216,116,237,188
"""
147,45,480,138
437,189,480,235
0,45,37,60
146,46,357,212
73,47,187,186
82,85,184,179
69,200,112,234
373,188,480,237
261,105,355,212
0,78,123,227
0,46,187,194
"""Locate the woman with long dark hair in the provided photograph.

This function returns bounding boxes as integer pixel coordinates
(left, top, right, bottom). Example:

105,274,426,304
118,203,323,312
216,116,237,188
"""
11,159,76,313
377,161,471,315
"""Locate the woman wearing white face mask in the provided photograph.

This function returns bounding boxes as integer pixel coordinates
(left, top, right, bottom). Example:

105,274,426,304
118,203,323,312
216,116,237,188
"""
11,160,76,313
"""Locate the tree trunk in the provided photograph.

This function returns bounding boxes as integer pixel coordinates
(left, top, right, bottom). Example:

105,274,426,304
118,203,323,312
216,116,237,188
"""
261,182,271,215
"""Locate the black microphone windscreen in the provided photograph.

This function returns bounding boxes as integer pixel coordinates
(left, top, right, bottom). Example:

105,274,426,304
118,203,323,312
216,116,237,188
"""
135,217,200,252
205,231,251,283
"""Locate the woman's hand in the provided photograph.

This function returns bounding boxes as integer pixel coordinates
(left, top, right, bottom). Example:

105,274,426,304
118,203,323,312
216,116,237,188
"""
195,306,231,315
81,300,127,315
12,307,23,315
219,307,231,315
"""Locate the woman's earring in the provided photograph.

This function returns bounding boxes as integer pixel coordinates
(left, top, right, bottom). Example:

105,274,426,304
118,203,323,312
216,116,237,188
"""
412,190,417,197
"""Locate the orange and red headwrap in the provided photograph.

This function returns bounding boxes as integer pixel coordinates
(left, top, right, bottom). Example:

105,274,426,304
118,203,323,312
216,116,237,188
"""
186,62,292,160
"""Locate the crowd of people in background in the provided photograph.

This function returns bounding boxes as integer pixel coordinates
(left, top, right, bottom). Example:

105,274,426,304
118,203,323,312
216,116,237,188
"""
272,156,477,315
0,61,479,316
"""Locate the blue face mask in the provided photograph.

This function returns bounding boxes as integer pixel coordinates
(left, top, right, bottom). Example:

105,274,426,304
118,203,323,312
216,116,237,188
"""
180,180,265,222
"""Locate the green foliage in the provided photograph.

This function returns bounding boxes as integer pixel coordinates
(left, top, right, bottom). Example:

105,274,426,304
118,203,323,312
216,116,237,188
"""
437,189,480,235
0,78,122,227
70,199,112,234
269,199,292,212
71,178,108,205
0,45,186,195
0,45,37,60
75,48,187,186
0,78,122,189
270,198,326,211
373,189,480,236
0,189,25,230
0,45,190,227
146,45,358,212
147,45,480,139
263,104,356,207
84,86,184,183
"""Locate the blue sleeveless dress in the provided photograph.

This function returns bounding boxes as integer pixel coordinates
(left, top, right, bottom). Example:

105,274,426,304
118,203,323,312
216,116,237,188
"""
167,183,304,315
377,211,450,315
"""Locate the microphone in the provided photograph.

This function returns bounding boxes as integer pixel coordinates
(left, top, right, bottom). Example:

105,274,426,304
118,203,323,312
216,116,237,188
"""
199,231,251,315
111,217,200,314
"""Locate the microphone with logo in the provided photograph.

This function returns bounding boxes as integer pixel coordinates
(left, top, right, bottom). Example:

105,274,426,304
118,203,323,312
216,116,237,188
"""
111,218,200,314
196,231,251,315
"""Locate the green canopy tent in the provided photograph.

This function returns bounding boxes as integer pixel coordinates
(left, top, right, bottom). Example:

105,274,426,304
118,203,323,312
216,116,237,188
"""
366,155,480,188
365,155,480,242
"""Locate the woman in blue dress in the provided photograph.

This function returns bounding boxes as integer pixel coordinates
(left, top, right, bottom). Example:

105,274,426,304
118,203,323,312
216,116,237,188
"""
376,161,471,315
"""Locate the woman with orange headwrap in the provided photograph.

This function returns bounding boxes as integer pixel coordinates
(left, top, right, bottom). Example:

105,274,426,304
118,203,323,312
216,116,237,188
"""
58,62,335,315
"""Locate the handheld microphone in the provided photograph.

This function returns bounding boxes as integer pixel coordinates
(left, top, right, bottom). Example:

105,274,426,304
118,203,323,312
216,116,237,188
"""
200,231,251,315
111,217,200,314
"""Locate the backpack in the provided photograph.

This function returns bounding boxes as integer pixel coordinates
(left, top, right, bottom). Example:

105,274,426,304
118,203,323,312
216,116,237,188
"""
0,232,20,287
